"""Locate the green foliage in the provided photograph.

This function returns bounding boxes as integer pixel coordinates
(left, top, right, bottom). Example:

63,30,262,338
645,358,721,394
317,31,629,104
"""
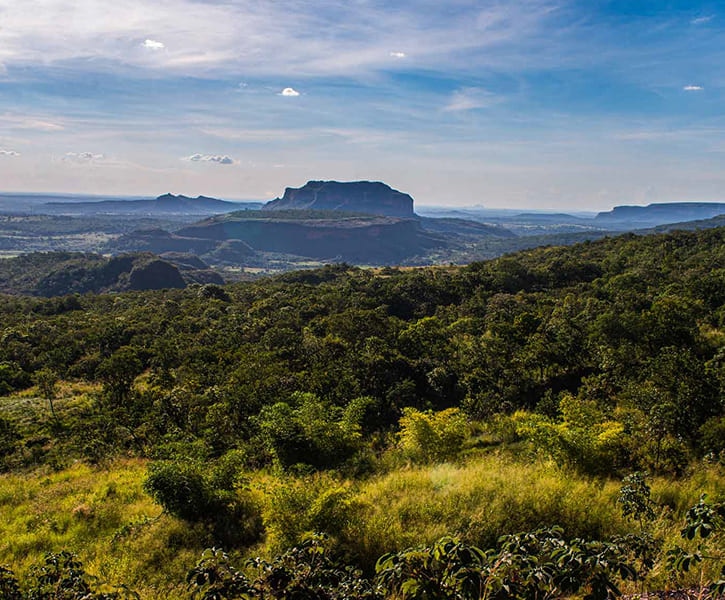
261,474,357,550
0,565,23,600
504,403,629,476
666,494,725,598
143,461,212,522
257,392,362,470
376,528,638,600
96,347,143,403
398,407,467,463
143,457,262,547
23,551,139,599
188,534,381,600
617,472,656,526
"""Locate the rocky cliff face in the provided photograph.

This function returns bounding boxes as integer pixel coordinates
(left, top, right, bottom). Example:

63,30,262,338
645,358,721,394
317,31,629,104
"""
264,181,415,218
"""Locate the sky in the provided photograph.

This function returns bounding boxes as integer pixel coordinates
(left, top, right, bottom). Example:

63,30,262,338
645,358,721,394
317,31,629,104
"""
0,0,723,210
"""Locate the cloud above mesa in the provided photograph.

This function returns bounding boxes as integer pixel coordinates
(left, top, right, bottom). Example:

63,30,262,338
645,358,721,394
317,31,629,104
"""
62,152,104,163
142,39,165,50
185,154,235,165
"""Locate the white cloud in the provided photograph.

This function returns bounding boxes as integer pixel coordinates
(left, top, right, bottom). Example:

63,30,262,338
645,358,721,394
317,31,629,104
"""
444,88,497,112
63,151,104,162
390,51,406,58
280,87,300,97
0,0,561,78
690,15,714,25
683,85,704,91
0,149,20,157
185,154,234,164
142,39,165,50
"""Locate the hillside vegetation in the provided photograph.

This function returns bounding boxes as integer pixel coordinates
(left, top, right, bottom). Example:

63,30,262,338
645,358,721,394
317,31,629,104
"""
0,228,723,598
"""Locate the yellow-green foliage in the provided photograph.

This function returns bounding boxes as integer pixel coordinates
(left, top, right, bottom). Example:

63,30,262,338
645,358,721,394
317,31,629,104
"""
504,400,629,474
258,472,357,552
398,407,467,463
0,460,201,599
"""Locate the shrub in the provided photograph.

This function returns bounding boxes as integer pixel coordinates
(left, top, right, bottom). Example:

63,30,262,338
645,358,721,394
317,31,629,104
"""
257,393,362,470
143,458,262,547
398,407,466,463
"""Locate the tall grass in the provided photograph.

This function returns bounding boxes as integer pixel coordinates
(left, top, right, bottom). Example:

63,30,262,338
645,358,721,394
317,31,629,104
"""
0,459,199,599
341,454,627,570
1,455,722,597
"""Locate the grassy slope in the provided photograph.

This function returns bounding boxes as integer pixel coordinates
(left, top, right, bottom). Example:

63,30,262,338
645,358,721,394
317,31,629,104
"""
1,454,722,598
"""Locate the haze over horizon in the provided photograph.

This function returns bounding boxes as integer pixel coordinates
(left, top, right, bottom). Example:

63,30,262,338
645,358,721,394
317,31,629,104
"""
0,1,723,211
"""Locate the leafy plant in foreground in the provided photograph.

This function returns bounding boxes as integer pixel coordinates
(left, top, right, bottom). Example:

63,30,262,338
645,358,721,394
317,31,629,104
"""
188,534,381,599
375,527,638,600
667,494,725,598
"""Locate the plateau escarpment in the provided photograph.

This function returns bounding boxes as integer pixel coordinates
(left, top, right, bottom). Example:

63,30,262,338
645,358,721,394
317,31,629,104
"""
264,180,415,217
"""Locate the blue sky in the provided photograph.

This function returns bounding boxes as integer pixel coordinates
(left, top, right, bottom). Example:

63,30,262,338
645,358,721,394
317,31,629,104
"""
0,0,723,209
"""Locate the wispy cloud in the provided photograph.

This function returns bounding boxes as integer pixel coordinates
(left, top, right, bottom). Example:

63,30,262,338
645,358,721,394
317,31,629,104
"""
63,152,104,163
683,85,704,91
142,39,165,50
0,149,20,157
443,88,498,112
0,114,64,131
690,15,714,25
185,154,234,164
279,87,300,97
0,0,561,77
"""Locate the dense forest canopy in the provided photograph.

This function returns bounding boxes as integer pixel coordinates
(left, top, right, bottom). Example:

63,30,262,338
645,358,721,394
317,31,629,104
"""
0,227,723,471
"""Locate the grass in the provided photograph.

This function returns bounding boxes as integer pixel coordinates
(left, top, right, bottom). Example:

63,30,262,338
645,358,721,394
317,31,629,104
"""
0,452,722,598
341,454,628,570
0,459,200,599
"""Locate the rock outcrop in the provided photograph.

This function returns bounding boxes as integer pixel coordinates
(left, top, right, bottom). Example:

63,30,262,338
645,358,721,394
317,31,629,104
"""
264,181,415,218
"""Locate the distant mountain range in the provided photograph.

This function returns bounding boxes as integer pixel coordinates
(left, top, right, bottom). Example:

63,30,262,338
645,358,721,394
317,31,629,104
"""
1,185,724,285
594,202,725,228
41,193,262,215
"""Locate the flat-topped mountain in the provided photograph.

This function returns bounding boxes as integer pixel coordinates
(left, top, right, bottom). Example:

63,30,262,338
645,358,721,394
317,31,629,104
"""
595,202,725,227
264,181,415,218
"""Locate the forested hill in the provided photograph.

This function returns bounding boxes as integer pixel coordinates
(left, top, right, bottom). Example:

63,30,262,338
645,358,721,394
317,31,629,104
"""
0,251,223,296
1,227,723,472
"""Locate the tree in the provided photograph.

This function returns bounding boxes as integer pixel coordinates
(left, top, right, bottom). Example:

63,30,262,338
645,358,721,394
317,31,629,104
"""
33,368,59,422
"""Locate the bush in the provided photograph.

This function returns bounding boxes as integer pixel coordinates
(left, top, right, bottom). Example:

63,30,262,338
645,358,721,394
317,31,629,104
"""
261,474,357,551
398,407,466,463
257,392,362,470
143,458,262,547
